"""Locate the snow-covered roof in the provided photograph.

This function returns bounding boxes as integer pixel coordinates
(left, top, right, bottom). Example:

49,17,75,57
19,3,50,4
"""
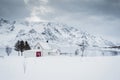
40,42,51,49
34,42,51,50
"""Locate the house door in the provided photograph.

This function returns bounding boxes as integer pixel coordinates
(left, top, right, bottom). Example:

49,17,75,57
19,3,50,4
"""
36,51,41,57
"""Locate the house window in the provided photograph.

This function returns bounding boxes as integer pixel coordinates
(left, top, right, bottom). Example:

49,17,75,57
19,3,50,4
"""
38,47,40,49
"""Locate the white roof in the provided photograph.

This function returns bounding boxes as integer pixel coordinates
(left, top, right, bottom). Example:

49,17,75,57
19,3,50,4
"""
40,42,51,49
34,42,52,50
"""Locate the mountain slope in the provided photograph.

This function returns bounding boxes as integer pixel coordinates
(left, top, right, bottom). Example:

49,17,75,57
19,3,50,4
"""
0,18,115,50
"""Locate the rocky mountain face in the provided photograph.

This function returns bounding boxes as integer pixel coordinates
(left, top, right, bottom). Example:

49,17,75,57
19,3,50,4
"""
0,18,115,49
0,18,15,34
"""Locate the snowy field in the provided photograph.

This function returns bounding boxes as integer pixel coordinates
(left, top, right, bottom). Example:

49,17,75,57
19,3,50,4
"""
0,56,120,80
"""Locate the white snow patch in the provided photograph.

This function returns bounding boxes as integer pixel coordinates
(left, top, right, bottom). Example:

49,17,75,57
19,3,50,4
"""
0,56,24,80
0,56,120,80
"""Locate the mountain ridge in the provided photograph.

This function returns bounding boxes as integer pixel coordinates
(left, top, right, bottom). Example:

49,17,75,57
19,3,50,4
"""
0,18,115,49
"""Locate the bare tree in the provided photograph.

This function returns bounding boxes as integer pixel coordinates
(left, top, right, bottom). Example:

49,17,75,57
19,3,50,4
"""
78,33,89,57
75,49,79,56
6,46,12,56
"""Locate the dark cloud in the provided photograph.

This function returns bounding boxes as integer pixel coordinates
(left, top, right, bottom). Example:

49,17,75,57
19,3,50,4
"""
0,0,30,20
47,0,120,19
1,0,120,21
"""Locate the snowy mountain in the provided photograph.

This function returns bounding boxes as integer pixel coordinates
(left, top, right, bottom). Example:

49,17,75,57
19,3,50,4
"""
0,18,15,34
0,18,115,50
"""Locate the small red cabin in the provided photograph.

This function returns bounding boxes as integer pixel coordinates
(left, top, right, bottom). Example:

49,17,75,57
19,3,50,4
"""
36,51,41,57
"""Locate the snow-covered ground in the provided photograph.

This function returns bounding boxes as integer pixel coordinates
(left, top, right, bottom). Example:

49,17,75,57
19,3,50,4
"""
0,56,120,80
0,56,24,80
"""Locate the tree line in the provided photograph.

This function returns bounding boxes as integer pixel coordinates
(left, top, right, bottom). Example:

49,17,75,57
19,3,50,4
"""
14,40,31,56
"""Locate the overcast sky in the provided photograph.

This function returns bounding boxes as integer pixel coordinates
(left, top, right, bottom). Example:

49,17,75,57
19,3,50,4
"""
0,0,120,42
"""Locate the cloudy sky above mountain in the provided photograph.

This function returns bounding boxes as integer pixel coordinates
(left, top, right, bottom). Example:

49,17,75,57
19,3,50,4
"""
0,0,120,42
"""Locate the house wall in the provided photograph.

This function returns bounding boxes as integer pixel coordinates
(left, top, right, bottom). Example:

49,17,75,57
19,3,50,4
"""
24,50,43,58
46,49,60,56
24,49,59,58
42,49,51,56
